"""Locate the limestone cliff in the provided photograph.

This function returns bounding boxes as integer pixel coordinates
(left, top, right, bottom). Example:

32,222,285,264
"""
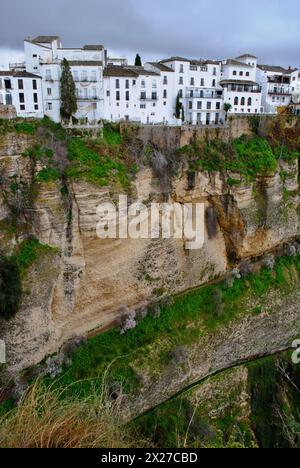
0,120,299,382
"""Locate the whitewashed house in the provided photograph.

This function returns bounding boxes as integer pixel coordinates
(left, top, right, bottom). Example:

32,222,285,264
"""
103,65,167,124
0,70,43,118
256,64,299,113
220,54,262,114
157,57,225,125
23,36,106,123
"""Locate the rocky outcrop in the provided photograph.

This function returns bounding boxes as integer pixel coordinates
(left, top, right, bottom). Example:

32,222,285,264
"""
0,128,299,378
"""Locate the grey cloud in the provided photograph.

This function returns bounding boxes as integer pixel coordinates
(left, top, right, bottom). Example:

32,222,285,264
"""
0,0,299,67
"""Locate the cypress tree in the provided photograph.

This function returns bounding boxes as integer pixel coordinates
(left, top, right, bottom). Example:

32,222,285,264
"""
60,58,77,121
135,54,142,67
175,92,181,119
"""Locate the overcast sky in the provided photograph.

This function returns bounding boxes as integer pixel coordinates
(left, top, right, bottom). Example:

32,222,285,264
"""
0,0,299,69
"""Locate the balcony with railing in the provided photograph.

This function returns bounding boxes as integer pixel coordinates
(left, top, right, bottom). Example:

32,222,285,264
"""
226,84,261,93
268,86,292,95
140,94,158,101
186,90,223,99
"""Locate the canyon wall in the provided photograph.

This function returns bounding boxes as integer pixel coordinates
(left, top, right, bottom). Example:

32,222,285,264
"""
0,121,299,379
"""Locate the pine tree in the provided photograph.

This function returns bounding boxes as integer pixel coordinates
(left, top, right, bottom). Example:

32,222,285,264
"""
135,54,142,67
60,58,77,121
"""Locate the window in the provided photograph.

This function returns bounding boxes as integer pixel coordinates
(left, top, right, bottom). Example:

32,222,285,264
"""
106,90,110,97
241,97,245,106
116,79,120,89
234,96,239,105
233,71,237,76
140,91,146,100
47,88,52,96
133,80,136,85
126,91,130,101
180,64,184,73
141,80,146,88
189,101,193,109
20,104,25,111
247,97,252,106
152,92,157,100
152,80,157,89
19,93,25,103
91,71,97,82
116,91,120,101
32,54,37,58
92,88,97,99
207,101,212,110
179,77,183,85
239,71,243,76
178,89,183,98
190,65,197,71
216,102,220,110
190,77,195,86
73,71,79,81
163,89,167,99
4,79,12,89
140,104,146,109
246,72,250,77
18,79,24,90
81,70,88,82
46,102,52,111
33,93,38,103
163,102,167,106
32,79,37,90
163,76,168,85
200,78,204,86
212,79,216,87
5,94,12,105
197,101,202,110
126,80,129,89
213,67,217,76
34,104,39,110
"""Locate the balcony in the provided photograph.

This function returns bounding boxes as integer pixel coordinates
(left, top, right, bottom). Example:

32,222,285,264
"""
186,92,223,99
140,95,158,101
268,87,292,96
74,78,98,83
9,62,26,70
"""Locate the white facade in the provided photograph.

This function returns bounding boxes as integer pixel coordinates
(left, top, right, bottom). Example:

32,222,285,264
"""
2,36,299,124
256,64,300,114
0,71,43,118
23,36,106,123
220,55,262,115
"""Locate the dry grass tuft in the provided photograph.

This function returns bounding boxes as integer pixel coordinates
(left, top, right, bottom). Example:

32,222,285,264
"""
0,380,138,448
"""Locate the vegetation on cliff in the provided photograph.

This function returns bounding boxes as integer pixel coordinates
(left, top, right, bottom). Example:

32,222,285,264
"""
0,238,57,320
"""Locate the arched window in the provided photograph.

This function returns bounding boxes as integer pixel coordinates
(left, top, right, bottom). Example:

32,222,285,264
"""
234,96,239,106
241,97,245,106
247,97,252,106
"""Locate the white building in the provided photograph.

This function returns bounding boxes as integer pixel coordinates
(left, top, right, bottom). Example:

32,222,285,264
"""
103,65,168,124
0,70,43,118
220,54,262,114
256,64,299,114
23,36,106,123
157,57,225,125
2,36,299,125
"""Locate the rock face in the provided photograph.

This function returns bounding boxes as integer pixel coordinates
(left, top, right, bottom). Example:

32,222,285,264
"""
122,284,300,419
0,129,299,378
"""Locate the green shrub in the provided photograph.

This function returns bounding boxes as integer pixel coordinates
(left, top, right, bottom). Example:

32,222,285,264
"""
14,121,37,135
36,168,60,183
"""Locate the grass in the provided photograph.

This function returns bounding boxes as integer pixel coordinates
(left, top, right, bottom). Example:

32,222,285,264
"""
12,238,56,276
43,254,300,399
0,381,140,448
66,136,136,189
178,135,299,182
